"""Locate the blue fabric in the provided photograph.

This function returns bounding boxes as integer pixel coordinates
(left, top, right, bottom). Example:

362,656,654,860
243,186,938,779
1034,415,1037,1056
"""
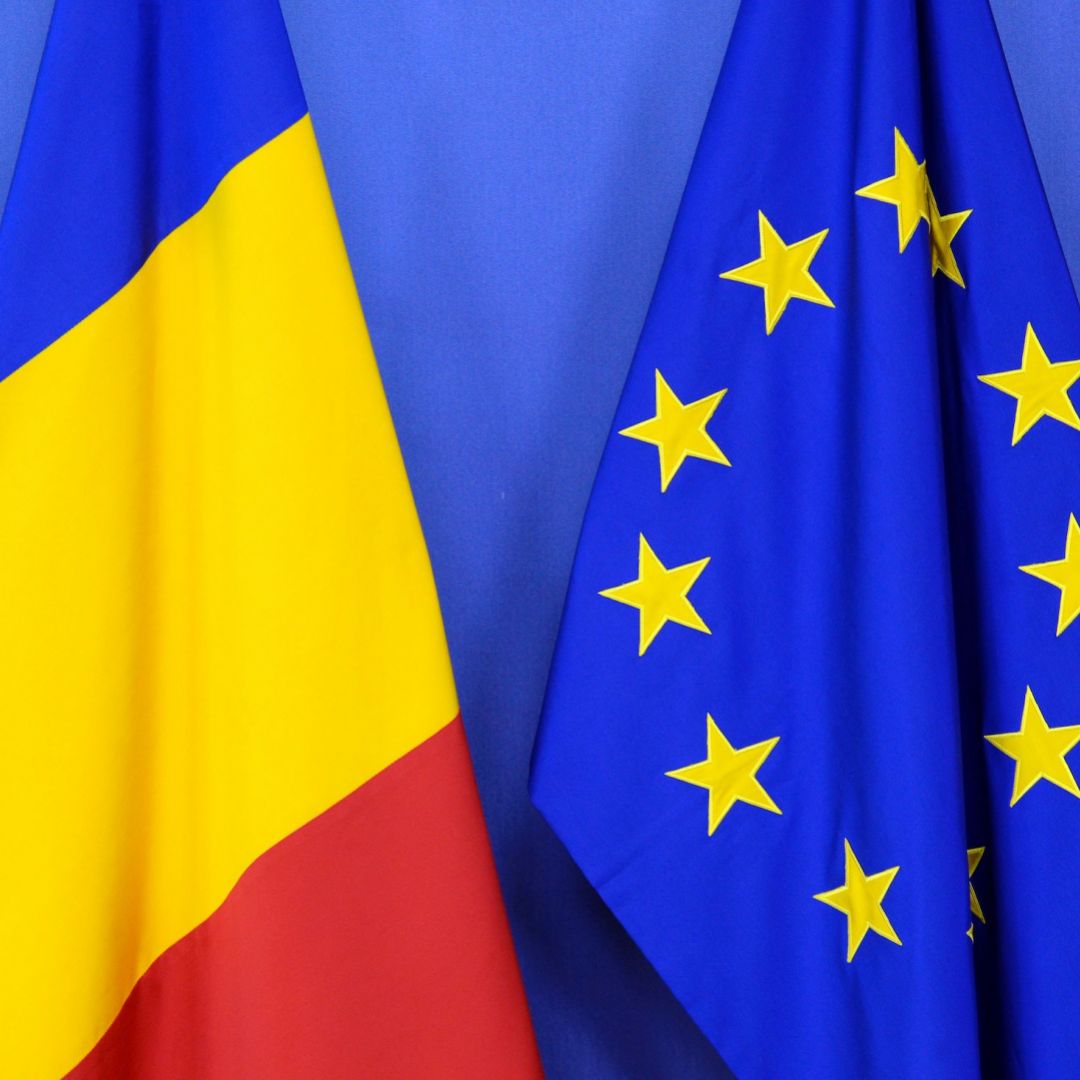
0,0,305,380
2,3,1080,1078
533,0,1080,1076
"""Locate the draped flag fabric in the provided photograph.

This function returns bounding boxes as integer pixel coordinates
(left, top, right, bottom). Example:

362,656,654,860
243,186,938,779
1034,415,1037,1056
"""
0,2,541,1077
533,0,1080,1075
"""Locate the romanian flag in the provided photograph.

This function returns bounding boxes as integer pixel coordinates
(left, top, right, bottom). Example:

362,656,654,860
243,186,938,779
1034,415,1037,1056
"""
533,0,1080,1075
0,2,540,1077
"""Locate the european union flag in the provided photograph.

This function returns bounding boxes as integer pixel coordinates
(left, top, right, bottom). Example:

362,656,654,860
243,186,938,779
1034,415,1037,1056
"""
531,0,1080,1075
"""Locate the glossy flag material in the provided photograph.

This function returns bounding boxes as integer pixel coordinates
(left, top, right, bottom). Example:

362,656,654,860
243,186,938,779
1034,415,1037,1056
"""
532,0,1080,1076
0,2,540,1077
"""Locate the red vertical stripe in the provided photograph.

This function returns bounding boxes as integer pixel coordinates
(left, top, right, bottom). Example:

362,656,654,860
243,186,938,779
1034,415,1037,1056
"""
67,718,542,1079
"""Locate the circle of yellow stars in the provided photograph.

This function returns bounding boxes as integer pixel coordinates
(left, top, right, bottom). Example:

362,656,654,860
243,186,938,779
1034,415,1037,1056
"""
596,123,1080,963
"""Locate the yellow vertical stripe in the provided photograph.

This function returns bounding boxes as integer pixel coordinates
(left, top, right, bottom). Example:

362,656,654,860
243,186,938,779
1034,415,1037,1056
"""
0,116,458,1078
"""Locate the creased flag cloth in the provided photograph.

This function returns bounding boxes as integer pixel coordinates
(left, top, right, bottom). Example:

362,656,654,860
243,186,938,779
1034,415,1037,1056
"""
532,0,1080,1076
0,2,541,1077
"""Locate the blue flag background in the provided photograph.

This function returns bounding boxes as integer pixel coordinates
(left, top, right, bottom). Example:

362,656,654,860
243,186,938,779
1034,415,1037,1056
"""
534,0,1080,1075
3,2,1080,1077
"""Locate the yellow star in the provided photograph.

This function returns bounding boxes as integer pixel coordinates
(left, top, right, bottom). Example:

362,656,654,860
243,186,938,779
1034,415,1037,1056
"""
985,687,1080,807
968,846,986,928
856,128,929,252
926,183,971,287
814,840,902,962
666,714,781,834
599,534,710,655
1021,514,1080,635
719,211,834,334
619,370,731,492
979,324,1080,444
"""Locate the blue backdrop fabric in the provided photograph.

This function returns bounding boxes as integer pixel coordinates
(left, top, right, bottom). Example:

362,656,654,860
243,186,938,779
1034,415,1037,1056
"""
2,4,1078,1077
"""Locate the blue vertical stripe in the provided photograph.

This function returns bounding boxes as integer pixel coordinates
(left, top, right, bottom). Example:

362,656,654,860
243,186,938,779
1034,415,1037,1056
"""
0,0,306,382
